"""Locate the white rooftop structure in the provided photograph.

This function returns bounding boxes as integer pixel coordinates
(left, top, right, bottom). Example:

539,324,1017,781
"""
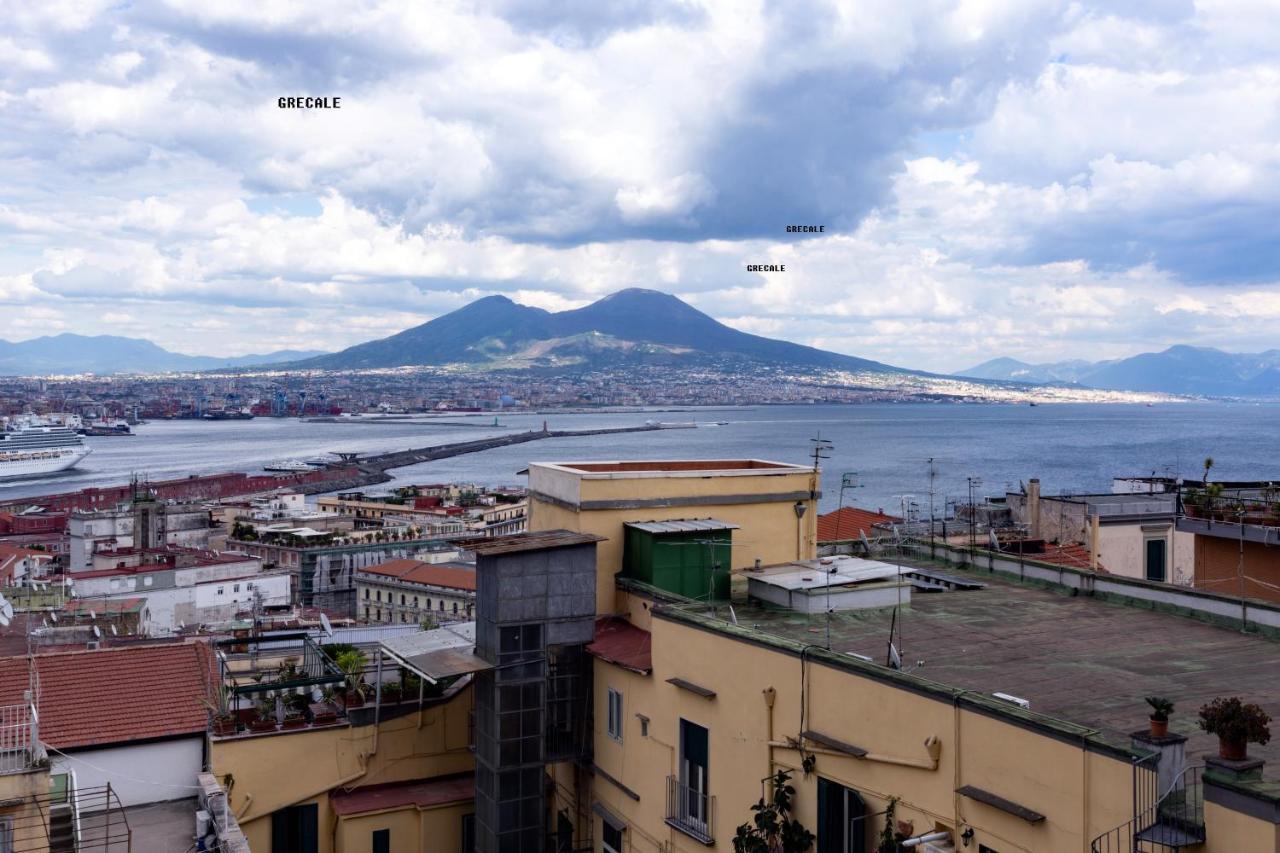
746,555,911,614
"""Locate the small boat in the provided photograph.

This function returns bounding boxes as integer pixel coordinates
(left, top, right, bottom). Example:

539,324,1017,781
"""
264,459,312,473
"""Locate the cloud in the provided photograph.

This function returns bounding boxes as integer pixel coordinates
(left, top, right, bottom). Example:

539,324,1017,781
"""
1,0,1279,369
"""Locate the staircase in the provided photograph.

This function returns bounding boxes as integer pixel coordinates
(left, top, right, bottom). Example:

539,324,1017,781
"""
1092,763,1205,852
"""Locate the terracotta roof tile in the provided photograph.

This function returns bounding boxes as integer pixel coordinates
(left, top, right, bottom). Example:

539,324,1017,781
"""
817,507,901,543
357,560,476,591
0,641,215,750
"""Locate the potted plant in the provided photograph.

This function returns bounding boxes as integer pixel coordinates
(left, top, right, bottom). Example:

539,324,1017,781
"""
381,680,402,704
249,698,278,733
1145,697,1174,737
336,649,368,707
282,693,309,729
1199,696,1272,760
203,677,239,736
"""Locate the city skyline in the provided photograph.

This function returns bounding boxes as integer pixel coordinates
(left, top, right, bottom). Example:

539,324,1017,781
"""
4,2,1280,372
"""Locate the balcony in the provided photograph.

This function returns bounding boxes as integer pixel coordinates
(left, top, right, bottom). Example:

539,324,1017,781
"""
0,702,42,774
665,775,715,845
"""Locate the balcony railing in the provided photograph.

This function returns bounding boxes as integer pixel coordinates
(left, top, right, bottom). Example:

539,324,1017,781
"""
665,775,714,844
0,702,41,775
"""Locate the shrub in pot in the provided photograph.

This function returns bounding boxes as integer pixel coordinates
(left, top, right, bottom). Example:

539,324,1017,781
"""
1198,696,1272,760
1145,696,1174,737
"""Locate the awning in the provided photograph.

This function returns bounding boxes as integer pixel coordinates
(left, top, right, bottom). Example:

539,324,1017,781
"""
380,622,492,684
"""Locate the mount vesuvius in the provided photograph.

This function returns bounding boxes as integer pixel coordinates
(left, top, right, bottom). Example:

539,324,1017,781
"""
287,289,904,374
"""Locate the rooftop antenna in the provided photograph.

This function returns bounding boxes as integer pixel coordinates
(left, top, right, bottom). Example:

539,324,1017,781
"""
809,434,832,472
823,468,859,650
927,458,939,558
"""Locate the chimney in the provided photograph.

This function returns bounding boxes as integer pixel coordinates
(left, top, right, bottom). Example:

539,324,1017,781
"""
1028,479,1041,540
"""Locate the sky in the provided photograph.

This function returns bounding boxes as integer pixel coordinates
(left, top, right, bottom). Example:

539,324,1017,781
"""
2,0,1279,373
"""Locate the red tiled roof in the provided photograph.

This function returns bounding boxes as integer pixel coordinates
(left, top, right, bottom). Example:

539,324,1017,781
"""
330,774,473,816
0,641,215,750
357,559,476,591
587,616,652,674
0,545,53,582
816,507,901,543
996,540,1104,571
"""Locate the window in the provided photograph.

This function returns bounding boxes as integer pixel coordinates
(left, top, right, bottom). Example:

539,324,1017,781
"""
401,613,408,623
364,607,369,620
375,609,381,621
270,803,318,853
425,598,432,610
364,589,370,599
602,821,623,853
607,688,623,741
817,778,865,853
1145,537,1167,583
376,590,382,601
233,584,240,593
0,816,12,853
452,601,458,613
216,587,223,595
372,828,390,853
413,596,419,607
438,600,444,611
676,719,710,836
979,846,1000,853
400,594,406,605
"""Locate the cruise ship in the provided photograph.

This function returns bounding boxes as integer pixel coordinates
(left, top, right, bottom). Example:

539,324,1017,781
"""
0,417,92,481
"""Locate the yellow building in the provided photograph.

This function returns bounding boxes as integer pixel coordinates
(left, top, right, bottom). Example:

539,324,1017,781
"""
528,459,820,613
531,459,1280,853
205,633,476,853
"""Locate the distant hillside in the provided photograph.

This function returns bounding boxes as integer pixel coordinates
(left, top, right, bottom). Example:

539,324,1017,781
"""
290,288,907,374
959,346,1280,397
0,334,326,375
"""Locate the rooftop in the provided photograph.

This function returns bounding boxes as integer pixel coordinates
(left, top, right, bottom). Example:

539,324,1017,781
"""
463,529,603,555
0,641,215,749
531,459,808,477
670,563,1280,772
816,507,901,543
330,773,473,817
624,519,739,534
356,559,477,591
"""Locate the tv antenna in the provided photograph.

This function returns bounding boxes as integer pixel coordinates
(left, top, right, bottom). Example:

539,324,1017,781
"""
809,435,832,472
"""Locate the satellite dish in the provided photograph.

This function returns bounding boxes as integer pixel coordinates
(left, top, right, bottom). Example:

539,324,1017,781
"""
49,611,58,623
178,621,185,630
88,609,96,621
41,618,48,629
110,625,118,636
888,642,902,670
92,625,101,639
319,612,334,638
858,531,872,554
988,530,1001,552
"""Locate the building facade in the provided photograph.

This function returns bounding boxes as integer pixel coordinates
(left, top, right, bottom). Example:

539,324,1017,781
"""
355,559,477,624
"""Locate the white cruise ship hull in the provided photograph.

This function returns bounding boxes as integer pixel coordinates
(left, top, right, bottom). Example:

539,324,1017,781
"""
0,445,92,481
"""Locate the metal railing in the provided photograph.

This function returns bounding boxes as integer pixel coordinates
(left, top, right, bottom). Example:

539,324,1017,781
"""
665,775,714,844
7,782,131,851
0,702,40,774
1091,762,1204,852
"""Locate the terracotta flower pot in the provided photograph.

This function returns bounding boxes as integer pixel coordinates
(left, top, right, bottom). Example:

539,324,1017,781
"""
281,716,307,730
249,718,277,733
313,711,338,726
212,717,238,736
1218,737,1247,761
1149,717,1168,737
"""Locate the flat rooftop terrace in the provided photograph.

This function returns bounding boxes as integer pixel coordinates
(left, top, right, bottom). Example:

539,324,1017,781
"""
708,563,1280,772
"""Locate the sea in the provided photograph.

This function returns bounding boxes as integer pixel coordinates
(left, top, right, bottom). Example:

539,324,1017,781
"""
2,403,1279,515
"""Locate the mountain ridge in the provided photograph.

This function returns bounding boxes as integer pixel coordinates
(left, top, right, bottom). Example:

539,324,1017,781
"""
958,345,1280,397
289,288,905,375
0,333,325,376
